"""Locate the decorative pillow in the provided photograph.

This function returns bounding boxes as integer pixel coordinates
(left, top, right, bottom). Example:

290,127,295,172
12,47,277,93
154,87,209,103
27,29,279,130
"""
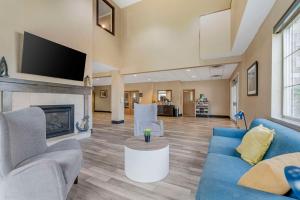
238,153,300,195
236,125,274,165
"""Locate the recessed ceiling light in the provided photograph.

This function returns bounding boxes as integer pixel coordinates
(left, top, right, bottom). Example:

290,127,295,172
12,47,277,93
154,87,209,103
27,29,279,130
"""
133,74,137,77
186,69,191,72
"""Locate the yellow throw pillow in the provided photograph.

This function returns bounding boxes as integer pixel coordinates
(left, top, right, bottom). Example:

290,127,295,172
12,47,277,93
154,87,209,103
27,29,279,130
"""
238,153,300,195
236,125,274,165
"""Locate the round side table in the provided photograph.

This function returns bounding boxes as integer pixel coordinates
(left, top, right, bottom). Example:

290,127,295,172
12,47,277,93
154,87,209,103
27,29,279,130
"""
124,136,169,183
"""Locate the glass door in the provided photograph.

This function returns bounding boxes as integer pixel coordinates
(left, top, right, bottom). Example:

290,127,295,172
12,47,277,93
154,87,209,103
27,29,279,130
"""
231,76,239,120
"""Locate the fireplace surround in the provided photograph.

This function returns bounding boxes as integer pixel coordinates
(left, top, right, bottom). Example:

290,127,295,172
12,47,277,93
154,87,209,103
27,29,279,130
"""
0,77,92,140
34,105,75,138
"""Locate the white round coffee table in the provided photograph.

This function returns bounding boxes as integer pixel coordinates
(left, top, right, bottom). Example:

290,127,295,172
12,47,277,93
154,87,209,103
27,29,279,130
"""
124,136,169,183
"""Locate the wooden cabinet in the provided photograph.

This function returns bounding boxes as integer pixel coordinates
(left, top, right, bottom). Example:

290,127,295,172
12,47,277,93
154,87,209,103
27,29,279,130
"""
157,105,175,116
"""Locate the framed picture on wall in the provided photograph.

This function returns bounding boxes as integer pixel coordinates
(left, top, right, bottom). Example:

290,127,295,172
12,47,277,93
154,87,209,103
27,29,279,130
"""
247,61,258,96
100,90,107,98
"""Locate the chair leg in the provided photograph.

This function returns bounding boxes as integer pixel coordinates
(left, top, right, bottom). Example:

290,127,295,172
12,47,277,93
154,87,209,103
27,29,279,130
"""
74,176,78,184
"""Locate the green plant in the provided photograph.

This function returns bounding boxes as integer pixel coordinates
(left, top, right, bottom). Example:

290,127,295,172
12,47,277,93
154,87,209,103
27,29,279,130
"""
144,128,152,137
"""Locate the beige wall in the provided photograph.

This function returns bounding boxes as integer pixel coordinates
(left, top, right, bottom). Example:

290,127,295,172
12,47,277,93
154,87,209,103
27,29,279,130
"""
120,80,230,116
230,0,294,126
0,0,93,85
93,0,123,69
120,0,243,74
200,10,232,59
0,0,94,128
182,80,230,116
152,81,183,112
94,85,111,112
230,0,247,48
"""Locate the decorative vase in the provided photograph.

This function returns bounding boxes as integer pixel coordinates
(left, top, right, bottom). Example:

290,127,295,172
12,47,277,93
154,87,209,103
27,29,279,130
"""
144,135,151,143
144,128,152,143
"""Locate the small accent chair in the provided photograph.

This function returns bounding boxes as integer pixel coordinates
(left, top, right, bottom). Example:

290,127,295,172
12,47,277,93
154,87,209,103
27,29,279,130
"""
134,103,164,136
0,107,82,200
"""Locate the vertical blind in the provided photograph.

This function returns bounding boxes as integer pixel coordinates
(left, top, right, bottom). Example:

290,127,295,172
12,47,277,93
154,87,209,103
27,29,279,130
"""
283,14,300,119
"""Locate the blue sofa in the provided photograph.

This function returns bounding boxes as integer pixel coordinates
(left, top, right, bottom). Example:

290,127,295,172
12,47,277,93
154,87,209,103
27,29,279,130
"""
196,118,300,200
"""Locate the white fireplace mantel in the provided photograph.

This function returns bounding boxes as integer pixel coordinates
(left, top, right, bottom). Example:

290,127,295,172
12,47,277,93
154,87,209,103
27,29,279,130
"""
0,77,93,141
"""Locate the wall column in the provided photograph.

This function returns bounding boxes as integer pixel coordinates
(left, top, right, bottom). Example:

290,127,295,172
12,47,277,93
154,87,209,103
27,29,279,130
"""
111,70,124,124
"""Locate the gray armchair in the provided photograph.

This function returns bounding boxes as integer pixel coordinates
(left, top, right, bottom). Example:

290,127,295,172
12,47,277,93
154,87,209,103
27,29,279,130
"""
0,107,82,200
134,103,164,136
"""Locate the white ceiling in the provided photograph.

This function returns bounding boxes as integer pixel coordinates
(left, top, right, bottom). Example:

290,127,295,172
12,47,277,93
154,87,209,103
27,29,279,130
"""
112,0,142,8
93,62,117,73
93,64,238,86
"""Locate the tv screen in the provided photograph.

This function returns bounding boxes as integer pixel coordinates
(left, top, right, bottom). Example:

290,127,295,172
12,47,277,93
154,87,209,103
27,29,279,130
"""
21,32,86,81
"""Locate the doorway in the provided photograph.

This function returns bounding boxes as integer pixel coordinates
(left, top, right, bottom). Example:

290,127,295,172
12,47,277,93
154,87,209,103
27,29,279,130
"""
124,91,140,115
231,76,239,120
183,89,195,117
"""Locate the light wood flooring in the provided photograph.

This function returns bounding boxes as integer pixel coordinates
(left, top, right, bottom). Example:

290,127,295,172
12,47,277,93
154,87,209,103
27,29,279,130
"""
68,113,235,200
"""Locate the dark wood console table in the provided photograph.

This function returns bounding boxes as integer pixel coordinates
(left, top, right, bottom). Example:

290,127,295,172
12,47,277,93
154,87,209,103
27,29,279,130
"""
157,105,175,117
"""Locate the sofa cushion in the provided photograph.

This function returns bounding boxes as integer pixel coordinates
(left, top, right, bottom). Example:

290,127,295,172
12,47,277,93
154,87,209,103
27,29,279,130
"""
208,136,241,157
17,149,82,185
238,153,300,195
236,125,274,165
250,119,300,159
46,139,81,153
213,127,247,139
196,178,294,200
201,153,251,183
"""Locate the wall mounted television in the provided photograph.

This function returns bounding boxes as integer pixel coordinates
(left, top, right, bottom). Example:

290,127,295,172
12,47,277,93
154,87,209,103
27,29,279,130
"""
21,32,86,81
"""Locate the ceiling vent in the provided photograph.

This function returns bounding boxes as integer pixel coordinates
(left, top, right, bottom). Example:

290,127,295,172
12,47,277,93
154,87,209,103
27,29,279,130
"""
211,74,222,78
211,65,222,68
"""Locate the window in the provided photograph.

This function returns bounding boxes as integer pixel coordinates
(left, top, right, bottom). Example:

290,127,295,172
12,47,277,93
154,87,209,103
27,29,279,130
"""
283,15,300,120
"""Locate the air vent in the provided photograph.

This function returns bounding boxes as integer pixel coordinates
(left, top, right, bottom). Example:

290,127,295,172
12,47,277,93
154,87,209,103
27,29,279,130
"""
211,65,222,68
211,75,222,78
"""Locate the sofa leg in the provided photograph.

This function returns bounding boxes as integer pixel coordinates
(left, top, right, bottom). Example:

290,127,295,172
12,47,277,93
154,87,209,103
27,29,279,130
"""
74,177,78,184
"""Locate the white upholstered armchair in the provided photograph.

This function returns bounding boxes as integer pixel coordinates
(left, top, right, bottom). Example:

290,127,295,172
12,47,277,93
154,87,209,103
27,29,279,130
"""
134,103,164,136
0,107,82,200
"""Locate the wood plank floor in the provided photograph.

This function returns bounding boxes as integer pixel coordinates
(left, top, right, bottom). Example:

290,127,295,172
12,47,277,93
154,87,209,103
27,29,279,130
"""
68,113,235,200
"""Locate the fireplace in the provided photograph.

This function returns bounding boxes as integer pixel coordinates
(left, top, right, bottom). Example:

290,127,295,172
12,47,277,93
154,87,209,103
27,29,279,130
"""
34,105,74,138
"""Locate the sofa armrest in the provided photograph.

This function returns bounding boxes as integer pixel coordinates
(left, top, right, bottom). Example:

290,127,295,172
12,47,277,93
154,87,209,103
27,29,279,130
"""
213,128,247,139
1,160,66,200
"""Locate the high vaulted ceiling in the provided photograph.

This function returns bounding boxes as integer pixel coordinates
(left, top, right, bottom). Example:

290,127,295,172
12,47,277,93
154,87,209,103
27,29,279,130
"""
93,64,238,86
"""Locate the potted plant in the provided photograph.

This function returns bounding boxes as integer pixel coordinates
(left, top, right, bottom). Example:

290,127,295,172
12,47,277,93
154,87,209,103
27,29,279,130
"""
144,128,152,143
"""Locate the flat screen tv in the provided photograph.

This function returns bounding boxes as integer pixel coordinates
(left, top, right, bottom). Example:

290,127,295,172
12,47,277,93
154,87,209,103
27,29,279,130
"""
21,32,86,81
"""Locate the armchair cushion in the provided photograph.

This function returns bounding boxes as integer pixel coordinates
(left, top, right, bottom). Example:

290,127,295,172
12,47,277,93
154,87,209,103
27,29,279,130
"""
17,149,82,186
136,120,163,136
1,160,66,200
46,139,81,153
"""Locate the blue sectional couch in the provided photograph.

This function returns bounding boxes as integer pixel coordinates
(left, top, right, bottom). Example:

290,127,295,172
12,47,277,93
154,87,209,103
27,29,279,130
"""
196,118,300,200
